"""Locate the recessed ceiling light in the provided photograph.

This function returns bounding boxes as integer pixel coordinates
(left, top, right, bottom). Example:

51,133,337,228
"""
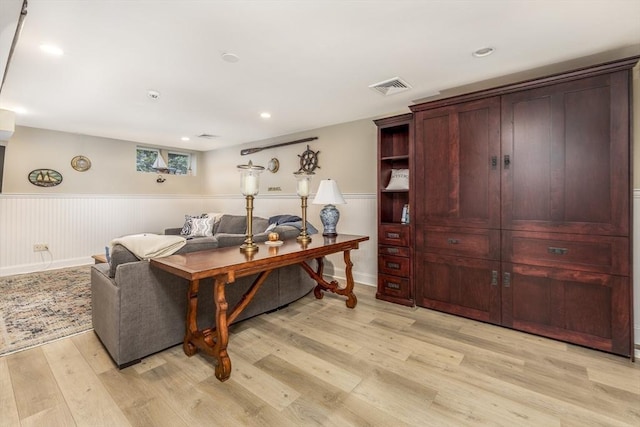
472,47,495,58
181,136,190,141
221,52,240,63
260,112,271,119
147,90,161,101
39,44,64,56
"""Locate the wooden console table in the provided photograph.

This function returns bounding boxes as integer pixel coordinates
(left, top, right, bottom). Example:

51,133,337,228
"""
150,234,369,381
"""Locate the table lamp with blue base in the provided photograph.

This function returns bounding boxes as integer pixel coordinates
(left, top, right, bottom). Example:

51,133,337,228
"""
312,179,346,237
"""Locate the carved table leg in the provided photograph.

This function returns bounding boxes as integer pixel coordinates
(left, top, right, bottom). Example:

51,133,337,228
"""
213,276,231,381
183,279,199,356
302,252,357,308
343,249,357,308
313,257,325,300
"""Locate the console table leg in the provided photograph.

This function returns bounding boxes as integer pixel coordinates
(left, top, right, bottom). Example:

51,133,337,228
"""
313,257,325,300
213,277,232,381
302,252,357,308
183,279,199,356
343,249,357,309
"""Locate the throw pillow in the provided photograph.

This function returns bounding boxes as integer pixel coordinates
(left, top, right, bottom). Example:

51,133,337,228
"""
188,216,214,237
180,214,206,236
385,169,409,190
205,212,224,234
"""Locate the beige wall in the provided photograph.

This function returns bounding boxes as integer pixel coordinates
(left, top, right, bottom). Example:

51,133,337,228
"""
2,126,204,194
202,118,379,196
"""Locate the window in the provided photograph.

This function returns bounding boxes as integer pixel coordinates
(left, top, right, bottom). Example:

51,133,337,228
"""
136,147,159,172
167,151,190,175
136,147,194,175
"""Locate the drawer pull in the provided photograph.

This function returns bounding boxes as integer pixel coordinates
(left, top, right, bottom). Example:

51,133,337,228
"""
385,281,401,290
386,262,401,270
387,232,401,239
447,238,460,245
386,247,399,254
548,247,568,255
491,270,498,286
503,272,511,288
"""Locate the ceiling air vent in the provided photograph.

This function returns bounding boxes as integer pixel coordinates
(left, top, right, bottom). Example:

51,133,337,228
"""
197,133,218,139
369,77,412,96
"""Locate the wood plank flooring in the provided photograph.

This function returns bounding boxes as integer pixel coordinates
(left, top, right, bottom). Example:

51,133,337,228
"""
1,284,639,426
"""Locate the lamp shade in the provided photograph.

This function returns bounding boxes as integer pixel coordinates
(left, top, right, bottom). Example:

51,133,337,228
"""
312,179,346,205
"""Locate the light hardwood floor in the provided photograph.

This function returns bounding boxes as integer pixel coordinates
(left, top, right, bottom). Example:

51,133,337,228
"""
1,284,639,426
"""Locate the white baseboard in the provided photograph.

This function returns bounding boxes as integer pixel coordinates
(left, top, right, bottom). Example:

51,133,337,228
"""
0,256,93,277
329,267,376,287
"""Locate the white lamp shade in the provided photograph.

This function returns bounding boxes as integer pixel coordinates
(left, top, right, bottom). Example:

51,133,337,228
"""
312,179,346,205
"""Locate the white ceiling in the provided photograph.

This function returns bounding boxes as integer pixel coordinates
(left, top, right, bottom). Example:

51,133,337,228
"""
0,0,639,152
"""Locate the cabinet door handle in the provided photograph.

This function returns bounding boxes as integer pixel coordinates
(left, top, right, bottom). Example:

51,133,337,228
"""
548,247,568,255
386,262,401,270
386,247,399,254
387,232,400,239
491,156,498,170
503,272,511,288
447,238,460,245
504,154,511,169
491,270,498,286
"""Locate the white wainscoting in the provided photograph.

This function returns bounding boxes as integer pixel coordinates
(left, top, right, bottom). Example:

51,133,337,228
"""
0,193,378,288
3,191,635,348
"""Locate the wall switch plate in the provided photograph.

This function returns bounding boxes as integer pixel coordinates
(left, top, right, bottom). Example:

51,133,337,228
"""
33,243,48,252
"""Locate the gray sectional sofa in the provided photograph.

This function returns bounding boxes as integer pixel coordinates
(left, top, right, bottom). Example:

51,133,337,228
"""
91,214,316,368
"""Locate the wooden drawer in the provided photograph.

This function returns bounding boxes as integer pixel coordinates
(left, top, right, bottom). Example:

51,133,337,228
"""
416,226,500,260
378,254,410,277
377,274,411,301
379,245,410,257
503,231,629,276
379,224,410,247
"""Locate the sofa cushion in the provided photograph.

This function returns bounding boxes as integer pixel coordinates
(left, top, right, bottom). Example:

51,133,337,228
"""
175,236,219,253
216,215,246,234
216,214,268,234
108,244,140,278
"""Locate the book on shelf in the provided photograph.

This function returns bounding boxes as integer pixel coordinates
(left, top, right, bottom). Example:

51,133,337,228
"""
401,204,410,224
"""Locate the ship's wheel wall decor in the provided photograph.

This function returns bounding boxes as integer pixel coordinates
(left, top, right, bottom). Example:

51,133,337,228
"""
298,145,320,173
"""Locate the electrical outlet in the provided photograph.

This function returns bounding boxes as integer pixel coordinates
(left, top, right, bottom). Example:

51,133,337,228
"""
33,243,48,252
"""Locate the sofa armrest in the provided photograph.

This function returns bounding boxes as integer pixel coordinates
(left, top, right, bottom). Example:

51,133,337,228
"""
164,228,182,235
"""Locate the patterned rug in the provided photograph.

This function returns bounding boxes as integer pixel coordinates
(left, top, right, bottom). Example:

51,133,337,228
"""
0,265,92,356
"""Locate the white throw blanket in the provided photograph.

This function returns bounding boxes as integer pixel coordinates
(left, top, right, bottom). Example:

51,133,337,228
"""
110,233,186,260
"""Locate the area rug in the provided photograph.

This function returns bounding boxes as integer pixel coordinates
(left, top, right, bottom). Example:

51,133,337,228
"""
0,265,92,356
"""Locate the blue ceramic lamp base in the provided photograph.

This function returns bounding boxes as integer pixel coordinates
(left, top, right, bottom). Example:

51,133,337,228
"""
319,204,340,236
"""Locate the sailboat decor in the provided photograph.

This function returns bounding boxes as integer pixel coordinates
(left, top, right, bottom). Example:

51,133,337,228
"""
28,169,63,187
152,153,173,174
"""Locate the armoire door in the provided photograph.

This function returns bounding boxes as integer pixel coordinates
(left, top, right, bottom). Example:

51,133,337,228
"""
416,253,501,325
501,71,630,235
501,262,631,356
414,96,501,229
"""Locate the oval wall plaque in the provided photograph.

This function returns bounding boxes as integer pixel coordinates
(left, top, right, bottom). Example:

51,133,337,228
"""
28,169,63,187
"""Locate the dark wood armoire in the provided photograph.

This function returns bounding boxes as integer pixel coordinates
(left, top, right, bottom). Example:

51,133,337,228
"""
376,56,638,357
